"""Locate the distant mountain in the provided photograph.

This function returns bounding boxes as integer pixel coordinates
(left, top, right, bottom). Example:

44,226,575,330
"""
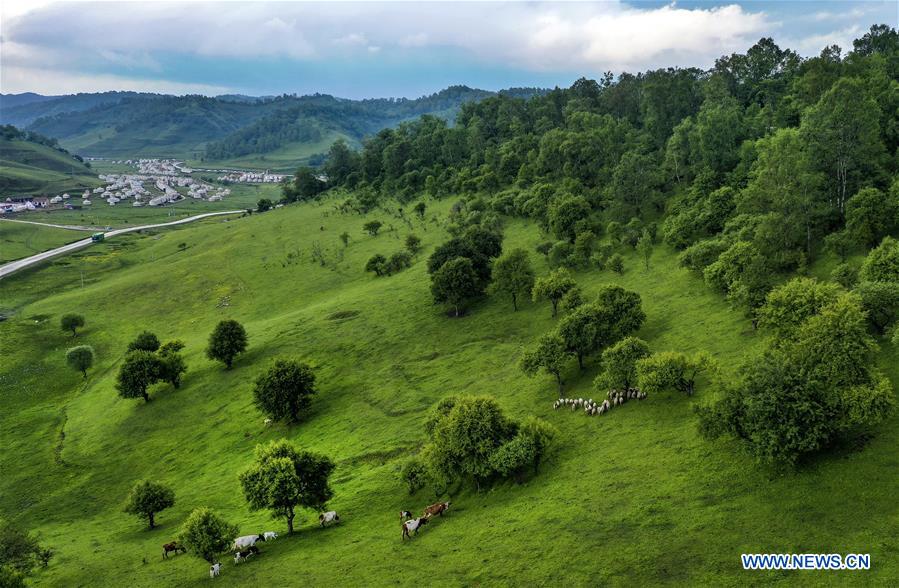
10,86,548,168
0,125,98,196
0,92,150,128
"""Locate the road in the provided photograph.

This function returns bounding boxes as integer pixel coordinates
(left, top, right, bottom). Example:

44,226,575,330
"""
0,210,243,280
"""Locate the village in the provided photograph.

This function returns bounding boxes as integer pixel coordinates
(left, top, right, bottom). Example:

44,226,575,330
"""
0,159,286,214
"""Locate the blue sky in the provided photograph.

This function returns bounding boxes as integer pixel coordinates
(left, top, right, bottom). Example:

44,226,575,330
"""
1,1,895,98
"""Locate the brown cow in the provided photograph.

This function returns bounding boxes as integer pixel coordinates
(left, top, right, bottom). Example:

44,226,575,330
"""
422,501,451,518
162,542,186,559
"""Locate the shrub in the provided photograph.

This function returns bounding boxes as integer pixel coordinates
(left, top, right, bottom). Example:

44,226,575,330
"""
607,253,624,274
128,331,160,353
400,458,428,494
178,508,238,564
60,313,84,337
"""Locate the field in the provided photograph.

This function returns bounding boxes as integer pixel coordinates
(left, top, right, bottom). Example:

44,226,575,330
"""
1,195,896,587
0,221,87,263
193,130,352,172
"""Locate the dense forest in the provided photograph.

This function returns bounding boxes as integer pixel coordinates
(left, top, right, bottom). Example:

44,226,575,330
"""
287,24,899,466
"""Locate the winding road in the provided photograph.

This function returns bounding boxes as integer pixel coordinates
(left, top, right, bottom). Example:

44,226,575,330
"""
0,210,243,280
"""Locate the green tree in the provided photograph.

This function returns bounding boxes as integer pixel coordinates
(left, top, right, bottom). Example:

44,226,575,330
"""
363,220,383,236
756,277,841,341
636,229,654,270
520,333,571,395
206,320,248,370
855,280,899,334
413,201,427,219
256,198,272,213
548,195,591,242
859,236,899,282
178,507,238,564
287,167,326,201
387,251,412,274
845,187,899,247
339,232,350,247
324,139,360,187
430,257,479,317
595,337,650,391
830,262,858,289
253,359,317,423
65,345,94,378
595,285,647,343
556,304,600,369
123,480,175,529
531,268,577,317
489,248,535,311
116,351,163,402
365,254,387,277
157,340,187,388
607,253,624,274
637,351,716,396
60,313,84,337
238,440,334,534
572,231,595,266
405,234,422,255
127,331,160,353
0,521,52,580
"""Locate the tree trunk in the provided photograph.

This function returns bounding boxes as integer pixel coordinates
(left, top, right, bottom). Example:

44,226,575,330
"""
577,354,584,370
551,300,558,317
512,293,518,311
142,390,150,402
148,512,155,529
556,373,563,396
287,509,295,534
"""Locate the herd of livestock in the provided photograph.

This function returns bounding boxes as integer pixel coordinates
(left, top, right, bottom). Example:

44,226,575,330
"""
159,502,451,578
554,388,647,416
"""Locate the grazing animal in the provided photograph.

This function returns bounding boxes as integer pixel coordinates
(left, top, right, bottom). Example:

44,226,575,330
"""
232,534,265,551
263,418,273,426
234,546,259,564
400,510,413,521
263,531,278,541
319,511,340,527
423,501,451,517
162,542,185,559
209,562,221,578
401,517,428,540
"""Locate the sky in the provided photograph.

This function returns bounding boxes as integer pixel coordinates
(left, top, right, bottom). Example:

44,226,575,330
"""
1,1,896,99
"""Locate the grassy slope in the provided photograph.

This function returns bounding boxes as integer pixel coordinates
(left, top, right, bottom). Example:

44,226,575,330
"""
196,130,352,172
0,222,87,263
0,196,896,587
0,139,100,196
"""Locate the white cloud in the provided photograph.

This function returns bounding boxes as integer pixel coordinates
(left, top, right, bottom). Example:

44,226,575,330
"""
0,65,231,95
783,25,865,55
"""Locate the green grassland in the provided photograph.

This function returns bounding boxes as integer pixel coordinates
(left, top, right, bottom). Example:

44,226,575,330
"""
0,222,87,263
0,139,100,196
1,196,896,587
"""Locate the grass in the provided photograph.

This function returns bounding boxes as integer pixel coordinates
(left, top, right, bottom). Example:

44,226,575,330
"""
194,130,351,173
1,195,896,587
0,221,87,263
0,139,100,196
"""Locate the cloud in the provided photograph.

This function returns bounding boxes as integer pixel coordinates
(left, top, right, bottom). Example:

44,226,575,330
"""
1,64,231,95
784,25,865,55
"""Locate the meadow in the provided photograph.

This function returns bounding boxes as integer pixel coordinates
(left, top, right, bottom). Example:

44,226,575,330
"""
1,195,896,587
0,222,87,263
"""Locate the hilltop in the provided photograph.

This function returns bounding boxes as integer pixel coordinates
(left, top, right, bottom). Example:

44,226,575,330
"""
0,125,99,195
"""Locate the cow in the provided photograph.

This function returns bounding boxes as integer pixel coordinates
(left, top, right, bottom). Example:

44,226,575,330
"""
162,542,185,559
234,546,259,564
263,531,278,541
319,511,340,527
209,562,221,578
401,517,428,540
422,501,451,518
400,510,413,522
232,534,265,551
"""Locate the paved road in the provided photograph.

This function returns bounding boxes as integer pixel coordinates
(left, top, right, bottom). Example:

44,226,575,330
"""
0,210,243,280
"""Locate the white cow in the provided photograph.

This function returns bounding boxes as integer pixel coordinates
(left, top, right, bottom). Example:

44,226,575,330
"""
319,511,340,527
209,562,221,578
401,517,428,540
263,531,278,541
232,534,264,551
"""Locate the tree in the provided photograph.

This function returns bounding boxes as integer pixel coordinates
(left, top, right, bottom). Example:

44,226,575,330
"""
756,277,841,341
0,521,52,581
65,345,94,378
256,198,272,213
607,253,624,274
127,331,160,353
178,507,238,564
387,251,412,274
845,187,898,247
157,340,187,388
287,167,326,201
363,220,383,236
595,285,646,343
855,280,899,334
426,396,516,489
239,440,334,534
413,201,427,219
365,254,387,277
636,229,654,270
859,237,899,282
253,359,317,423
595,337,650,390
206,320,248,369
60,313,84,337
405,234,422,255
339,232,350,247
548,195,591,242
123,480,175,529
489,248,535,311
430,257,479,317
532,269,577,317
520,333,571,395
556,304,600,369
116,351,163,402
636,351,716,396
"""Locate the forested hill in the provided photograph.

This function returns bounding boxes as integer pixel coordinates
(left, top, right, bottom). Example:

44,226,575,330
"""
0,91,149,128
0,124,98,194
10,86,545,163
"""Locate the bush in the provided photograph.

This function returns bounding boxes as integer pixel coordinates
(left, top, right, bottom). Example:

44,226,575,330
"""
363,220,383,236
608,253,624,274
400,458,428,494
60,313,84,337
128,331,160,353
365,254,387,276
178,508,238,564
387,251,413,274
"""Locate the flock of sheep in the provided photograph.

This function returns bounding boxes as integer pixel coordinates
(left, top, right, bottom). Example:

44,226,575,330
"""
553,388,647,416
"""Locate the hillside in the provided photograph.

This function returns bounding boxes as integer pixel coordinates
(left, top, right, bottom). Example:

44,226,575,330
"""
0,127,99,195
18,87,541,165
1,195,896,586
0,92,148,128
